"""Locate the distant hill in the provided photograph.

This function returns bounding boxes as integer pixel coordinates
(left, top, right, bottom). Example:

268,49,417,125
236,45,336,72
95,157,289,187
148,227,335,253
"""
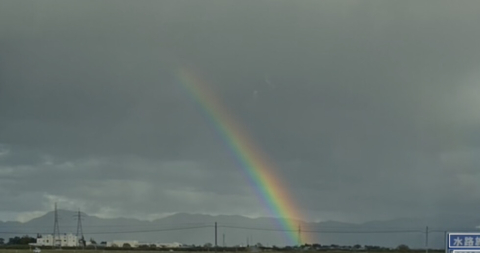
1,210,479,248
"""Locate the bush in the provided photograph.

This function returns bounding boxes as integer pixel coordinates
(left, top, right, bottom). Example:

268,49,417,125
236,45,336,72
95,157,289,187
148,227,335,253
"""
397,244,410,251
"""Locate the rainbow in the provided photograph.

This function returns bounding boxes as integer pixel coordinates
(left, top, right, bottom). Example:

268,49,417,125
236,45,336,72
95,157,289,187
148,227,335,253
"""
175,66,309,245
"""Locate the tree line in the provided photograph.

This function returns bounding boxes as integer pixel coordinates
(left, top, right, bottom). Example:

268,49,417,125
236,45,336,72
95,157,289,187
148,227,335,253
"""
0,236,438,252
0,235,35,245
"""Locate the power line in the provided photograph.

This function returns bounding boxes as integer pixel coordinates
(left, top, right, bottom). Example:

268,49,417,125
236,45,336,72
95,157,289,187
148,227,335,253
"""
218,225,426,234
7,222,213,229
0,225,213,236
0,232,42,235
219,225,297,232
1,222,477,236
303,230,425,234
86,225,213,235
4,218,478,231
0,226,211,235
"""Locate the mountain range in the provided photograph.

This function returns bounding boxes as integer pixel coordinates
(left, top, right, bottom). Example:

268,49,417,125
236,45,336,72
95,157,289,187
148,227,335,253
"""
1,210,479,248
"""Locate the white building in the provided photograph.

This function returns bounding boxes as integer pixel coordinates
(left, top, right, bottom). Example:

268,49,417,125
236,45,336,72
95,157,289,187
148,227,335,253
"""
34,234,79,247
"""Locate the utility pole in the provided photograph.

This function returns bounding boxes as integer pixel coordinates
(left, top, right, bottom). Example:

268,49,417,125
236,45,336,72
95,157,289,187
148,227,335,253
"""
425,226,429,253
214,222,217,252
444,231,448,253
53,203,61,249
298,224,302,246
74,209,85,249
223,233,225,247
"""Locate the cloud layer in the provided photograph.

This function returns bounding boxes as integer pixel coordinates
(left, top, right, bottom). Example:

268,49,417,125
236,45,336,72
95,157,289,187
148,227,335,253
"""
1,0,480,223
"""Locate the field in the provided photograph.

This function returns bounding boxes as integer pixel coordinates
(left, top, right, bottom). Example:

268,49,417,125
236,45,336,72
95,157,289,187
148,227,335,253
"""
0,250,445,253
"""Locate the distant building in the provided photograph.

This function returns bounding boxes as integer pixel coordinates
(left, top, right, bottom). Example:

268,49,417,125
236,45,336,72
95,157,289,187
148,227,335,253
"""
104,241,182,248
106,240,139,248
156,242,183,248
32,234,78,247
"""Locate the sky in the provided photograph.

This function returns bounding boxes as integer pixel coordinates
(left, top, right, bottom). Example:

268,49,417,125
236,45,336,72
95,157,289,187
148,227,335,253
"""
1,0,480,224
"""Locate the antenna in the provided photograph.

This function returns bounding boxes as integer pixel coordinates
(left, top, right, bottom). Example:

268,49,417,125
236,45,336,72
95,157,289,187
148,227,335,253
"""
53,203,61,249
74,209,85,249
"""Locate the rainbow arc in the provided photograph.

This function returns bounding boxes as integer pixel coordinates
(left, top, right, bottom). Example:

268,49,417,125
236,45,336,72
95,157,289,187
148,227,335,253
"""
176,67,310,245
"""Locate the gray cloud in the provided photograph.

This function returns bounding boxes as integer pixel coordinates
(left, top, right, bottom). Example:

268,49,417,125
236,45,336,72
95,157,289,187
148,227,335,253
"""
1,0,480,223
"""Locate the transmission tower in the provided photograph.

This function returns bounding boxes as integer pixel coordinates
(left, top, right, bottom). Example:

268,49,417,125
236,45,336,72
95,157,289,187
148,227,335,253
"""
52,203,61,249
74,209,85,249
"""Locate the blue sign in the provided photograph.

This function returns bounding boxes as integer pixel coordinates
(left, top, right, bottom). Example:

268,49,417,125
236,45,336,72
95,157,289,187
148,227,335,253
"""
448,233,480,251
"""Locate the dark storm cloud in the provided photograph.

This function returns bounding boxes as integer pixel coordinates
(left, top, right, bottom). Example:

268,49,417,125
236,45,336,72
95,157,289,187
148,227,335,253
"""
1,0,480,222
